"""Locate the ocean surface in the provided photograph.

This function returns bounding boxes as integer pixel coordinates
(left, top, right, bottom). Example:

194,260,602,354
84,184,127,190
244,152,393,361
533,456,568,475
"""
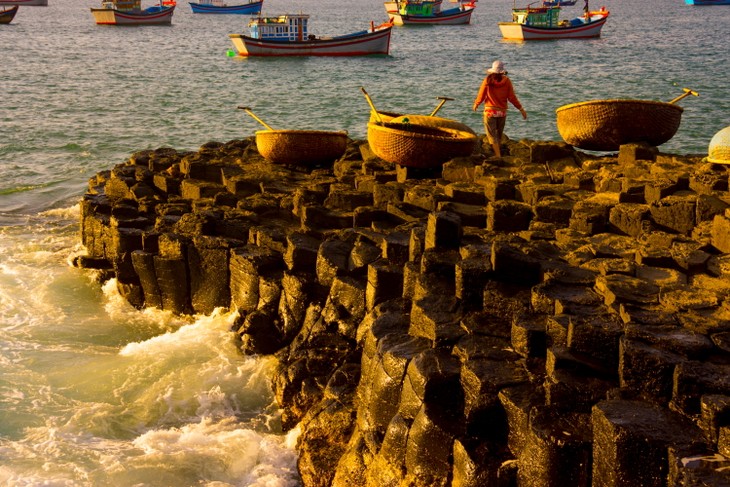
0,0,728,484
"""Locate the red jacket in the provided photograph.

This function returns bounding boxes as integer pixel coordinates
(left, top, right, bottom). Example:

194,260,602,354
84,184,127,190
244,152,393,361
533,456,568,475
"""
473,76,523,112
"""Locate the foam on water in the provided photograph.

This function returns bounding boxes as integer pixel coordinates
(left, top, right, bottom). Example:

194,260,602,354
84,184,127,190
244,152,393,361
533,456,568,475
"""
0,210,299,486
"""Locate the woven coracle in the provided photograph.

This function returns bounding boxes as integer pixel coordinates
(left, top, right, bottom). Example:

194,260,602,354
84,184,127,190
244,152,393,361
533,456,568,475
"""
390,115,476,135
369,110,402,124
367,121,477,168
556,99,683,151
255,130,348,165
368,112,476,135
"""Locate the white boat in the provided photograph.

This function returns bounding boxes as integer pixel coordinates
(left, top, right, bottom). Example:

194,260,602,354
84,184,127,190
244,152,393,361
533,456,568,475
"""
389,0,475,25
498,4,608,40
384,0,442,14
228,14,393,57
91,0,174,25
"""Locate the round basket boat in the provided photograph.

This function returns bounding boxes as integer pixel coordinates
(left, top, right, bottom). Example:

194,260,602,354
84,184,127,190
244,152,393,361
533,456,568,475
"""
555,99,684,151
369,112,476,135
367,121,477,168
255,130,348,166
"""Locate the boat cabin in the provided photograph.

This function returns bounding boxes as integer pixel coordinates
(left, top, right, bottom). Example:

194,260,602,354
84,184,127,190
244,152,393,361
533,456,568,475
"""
397,0,439,16
512,5,560,26
249,14,310,41
101,0,142,10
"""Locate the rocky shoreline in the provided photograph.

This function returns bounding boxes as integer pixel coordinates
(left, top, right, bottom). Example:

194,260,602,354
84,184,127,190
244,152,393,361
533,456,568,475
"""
75,133,730,486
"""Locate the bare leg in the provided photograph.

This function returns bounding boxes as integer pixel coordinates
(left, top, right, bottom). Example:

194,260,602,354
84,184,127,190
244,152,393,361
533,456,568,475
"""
491,141,501,158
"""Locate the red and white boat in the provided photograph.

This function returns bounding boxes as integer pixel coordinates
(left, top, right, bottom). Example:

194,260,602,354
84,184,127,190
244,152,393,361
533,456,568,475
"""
384,0,442,14
388,0,475,25
228,14,393,57
91,0,174,25
498,4,608,40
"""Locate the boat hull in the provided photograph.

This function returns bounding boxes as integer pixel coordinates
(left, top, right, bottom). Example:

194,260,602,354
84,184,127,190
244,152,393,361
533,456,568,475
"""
189,0,261,14
91,5,174,25
0,0,45,5
556,99,683,151
0,4,18,22
685,0,730,4
499,15,607,40
390,5,474,25
228,25,392,56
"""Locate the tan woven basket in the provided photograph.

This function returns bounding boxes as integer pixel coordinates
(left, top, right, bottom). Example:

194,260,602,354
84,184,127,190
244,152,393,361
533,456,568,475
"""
255,130,348,165
556,99,683,151
389,114,476,135
367,121,477,167
369,110,402,124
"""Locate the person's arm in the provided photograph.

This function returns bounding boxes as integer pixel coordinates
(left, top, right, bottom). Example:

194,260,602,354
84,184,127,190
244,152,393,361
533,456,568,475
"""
472,78,487,111
507,79,527,119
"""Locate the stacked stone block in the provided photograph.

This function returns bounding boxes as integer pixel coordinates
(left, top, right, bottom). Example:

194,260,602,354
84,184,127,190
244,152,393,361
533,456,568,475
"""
77,136,730,486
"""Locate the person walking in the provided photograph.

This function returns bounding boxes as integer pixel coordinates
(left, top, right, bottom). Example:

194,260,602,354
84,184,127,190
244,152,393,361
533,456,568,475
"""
472,60,527,159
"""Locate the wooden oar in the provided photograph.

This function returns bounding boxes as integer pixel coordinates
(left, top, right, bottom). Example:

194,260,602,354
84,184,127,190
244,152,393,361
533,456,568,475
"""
237,106,275,131
360,87,384,124
429,96,454,116
668,88,699,104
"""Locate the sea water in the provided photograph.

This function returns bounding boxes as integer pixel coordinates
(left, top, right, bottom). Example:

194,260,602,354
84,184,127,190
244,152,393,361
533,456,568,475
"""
1,0,729,484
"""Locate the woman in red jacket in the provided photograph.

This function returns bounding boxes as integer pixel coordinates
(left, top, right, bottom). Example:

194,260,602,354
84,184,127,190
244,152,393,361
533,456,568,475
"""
472,60,527,159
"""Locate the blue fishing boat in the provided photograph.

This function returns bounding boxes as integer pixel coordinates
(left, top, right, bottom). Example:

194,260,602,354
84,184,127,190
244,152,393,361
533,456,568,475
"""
685,0,730,4
0,5,18,22
189,0,262,14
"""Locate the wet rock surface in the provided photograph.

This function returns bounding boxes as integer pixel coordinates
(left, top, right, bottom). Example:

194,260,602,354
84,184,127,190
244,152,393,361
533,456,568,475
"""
76,135,730,486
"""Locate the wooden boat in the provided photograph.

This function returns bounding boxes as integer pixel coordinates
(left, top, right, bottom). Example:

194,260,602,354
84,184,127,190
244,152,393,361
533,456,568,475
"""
189,0,262,14
542,0,577,5
0,4,18,22
384,0,442,14
228,14,393,57
389,0,476,25
91,0,174,25
685,0,730,4
555,99,684,151
0,0,45,5
498,4,608,40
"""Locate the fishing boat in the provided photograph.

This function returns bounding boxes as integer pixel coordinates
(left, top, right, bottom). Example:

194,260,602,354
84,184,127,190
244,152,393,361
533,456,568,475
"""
685,0,730,4
384,0,442,14
389,0,476,25
498,3,608,40
542,0,577,5
228,14,393,57
189,0,262,14
0,0,45,5
0,5,18,22
91,0,174,25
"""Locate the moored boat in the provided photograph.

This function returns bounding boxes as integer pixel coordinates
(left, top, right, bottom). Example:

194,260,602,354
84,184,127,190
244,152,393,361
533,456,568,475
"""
228,14,393,57
91,0,174,25
384,0,442,14
389,0,476,25
0,4,18,22
189,0,262,14
542,0,577,5
0,0,45,5
685,0,730,4
498,4,608,40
